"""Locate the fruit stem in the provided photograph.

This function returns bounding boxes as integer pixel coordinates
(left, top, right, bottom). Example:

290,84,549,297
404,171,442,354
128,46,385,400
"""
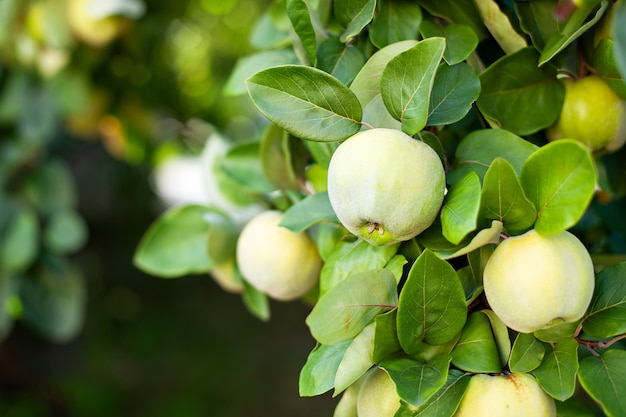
576,333,626,356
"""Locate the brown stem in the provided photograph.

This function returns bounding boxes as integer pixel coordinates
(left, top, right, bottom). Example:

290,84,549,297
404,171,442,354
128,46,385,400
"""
576,333,626,355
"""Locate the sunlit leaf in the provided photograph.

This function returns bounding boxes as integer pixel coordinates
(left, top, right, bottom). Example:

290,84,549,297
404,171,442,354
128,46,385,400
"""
441,171,481,245
287,0,317,65
334,322,376,395
474,0,527,54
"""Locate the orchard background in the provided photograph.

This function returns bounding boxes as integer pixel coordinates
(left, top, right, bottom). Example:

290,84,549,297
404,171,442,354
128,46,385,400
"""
1,0,626,416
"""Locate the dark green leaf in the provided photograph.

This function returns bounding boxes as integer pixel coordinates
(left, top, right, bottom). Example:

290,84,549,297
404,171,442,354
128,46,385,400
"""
520,140,596,235
532,337,579,401
514,0,560,51
373,310,402,363
43,209,88,255
420,21,478,65
578,349,626,417
441,171,481,245
416,0,488,40
316,38,365,85
477,47,565,135
306,269,398,345
247,65,363,142
334,0,377,42
451,311,502,373
279,192,338,233
369,1,422,49
509,332,546,373
614,0,626,81
0,206,39,273
414,369,471,417
287,0,317,65
583,261,626,338
427,62,481,126
299,341,351,396
397,250,467,352
593,38,626,99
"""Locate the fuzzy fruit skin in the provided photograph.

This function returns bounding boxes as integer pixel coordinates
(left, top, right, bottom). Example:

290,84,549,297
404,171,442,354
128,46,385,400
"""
454,373,556,417
483,230,594,334
356,368,400,417
327,128,446,246
547,75,626,152
236,210,321,301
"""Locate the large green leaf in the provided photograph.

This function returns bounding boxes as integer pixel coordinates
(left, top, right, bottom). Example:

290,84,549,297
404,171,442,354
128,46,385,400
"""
441,171,481,245
477,47,564,135
514,0,559,51
369,1,422,49
520,140,596,235
133,205,218,277
449,128,538,185
380,354,450,408
532,337,579,401
427,62,481,126
316,38,365,85
416,0,488,40
593,38,626,99
479,157,537,233
279,192,338,232
334,0,376,42
419,22,478,65
287,0,317,65
583,261,626,338
246,65,363,142
306,269,398,345
509,332,545,373
474,0,527,54
412,369,470,417
334,322,376,395
381,37,446,135
397,250,467,352
578,349,626,417
450,311,502,373
299,340,351,396
614,0,626,81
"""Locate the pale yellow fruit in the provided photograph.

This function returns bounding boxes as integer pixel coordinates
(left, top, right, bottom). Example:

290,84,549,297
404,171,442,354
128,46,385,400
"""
356,368,400,417
547,75,626,152
327,128,446,246
454,373,556,417
483,230,594,334
236,210,321,301
211,258,243,294
67,0,126,47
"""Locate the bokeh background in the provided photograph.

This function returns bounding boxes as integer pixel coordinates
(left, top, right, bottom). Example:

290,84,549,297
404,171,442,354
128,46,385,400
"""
0,0,337,415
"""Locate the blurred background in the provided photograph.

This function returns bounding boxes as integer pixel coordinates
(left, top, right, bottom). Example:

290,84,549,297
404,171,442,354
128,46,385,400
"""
0,0,337,415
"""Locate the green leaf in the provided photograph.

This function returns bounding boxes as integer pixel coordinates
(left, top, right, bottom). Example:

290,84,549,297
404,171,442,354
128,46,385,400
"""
514,0,559,51
223,49,299,96
133,205,218,277
432,220,503,260
299,341,351,396
260,124,307,191
420,22,478,65
306,269,398,345
477,47,565,135
333,374,363,417
480,309,511,367
427,62,481,126
449,128,538,185
373,309,402,364
520,140,596,235
279,192,338,233
416,0,488,40
397,250,467,352
593,38,626,99
334,322,376,395
1,207,39,273
539,0,609,66
369,1,422,49
451,311,502,373
205,212,238,264
0,271,14,340
380,354,450,407
246,65,363,142
305,140,340,169
220,141,276,194
614,0,626,81
43,209,88,256
334,0,377,42
241,278,270,322
24,159,77,215
441,171,481,245
319,239,400,295
532,337,579,401
583,261,626,338
287,0,317,65
474,0,527,54
381,37,446,135
578,349,626,417
509,332,546,373
316,38,365,85
413,369,471,417
479,157,537,233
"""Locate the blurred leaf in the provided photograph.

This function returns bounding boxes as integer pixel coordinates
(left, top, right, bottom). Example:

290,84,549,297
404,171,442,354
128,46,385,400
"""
334,0,376,42
133,205,218,277
427,62,481,126
381,37,445,135
416,0,488,40
247,65,363,142
299,340,351,396
0,206,39,273
306,269,398,345
578,349,626,417
583,261,626,338
477,47,564,135
305,140,340,169
43,209,88,256
479,157,537,233
287,0,317,65
19,256,86,343
593,38,626,99
539,0,608,66
369,1,422,49
241,278,270,322
0,272,13,340
474,0,527,54
397,250,467,352
334,322,375,395
509,332,545,373
441,171,481,245
0,0,20,48
280,192,338,232
220,141,275,194
260,125,307,191
449,128,538,185
24,159,77,215
514,0,560,51
532,337,579,401
205,211,238,264
380,354,450,408
249,7,291,50
420,22,478,65
614,0,626,81
520,140,596,235
224,49,299,96
412,369,470,417
316,38,365,85
373,309,401,364
451,311,502,373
